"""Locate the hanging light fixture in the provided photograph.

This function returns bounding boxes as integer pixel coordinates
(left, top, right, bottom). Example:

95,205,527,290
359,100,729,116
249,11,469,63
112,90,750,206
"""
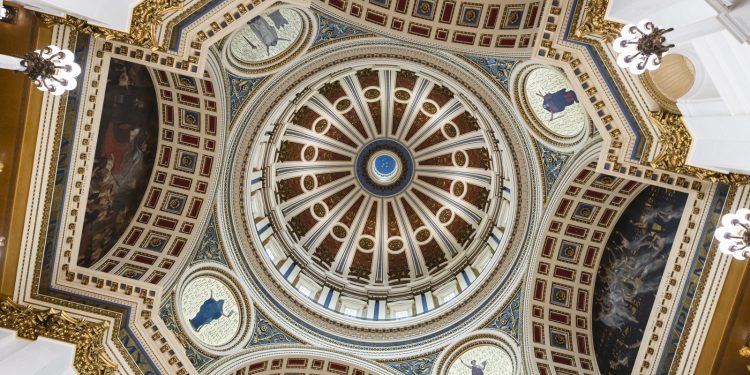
0,45,81,95
714,209,750,260
613,20,675,75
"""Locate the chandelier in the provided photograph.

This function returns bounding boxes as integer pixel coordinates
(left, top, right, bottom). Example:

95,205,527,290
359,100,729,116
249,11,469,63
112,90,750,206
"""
714,209,750,260
0,45,81,95
613,20,675,75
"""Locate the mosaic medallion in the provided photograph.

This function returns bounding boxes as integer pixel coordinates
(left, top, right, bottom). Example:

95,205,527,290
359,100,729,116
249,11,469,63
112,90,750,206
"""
513,63,589,150
447,345,513,375
180,276,240,346
223,7,316,76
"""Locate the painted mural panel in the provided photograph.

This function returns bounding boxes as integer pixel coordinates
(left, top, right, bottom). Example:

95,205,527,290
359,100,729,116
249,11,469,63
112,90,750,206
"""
447,345,513,375
77,59,158,267
593,186,688,374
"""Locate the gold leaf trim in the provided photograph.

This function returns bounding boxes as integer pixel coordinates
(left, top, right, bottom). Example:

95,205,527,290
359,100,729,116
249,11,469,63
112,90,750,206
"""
0,297,117,375
649,111,750,184
574,0,622,41
38,0,183,51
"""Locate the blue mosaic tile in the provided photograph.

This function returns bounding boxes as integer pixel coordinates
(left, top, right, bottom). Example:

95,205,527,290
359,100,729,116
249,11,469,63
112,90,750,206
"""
248,311,299,347
485,288,521,339
228,74,265,120
385,352,438,375
537,141,572,195
462,55,518,90
313,13,368,47
192,214,228,266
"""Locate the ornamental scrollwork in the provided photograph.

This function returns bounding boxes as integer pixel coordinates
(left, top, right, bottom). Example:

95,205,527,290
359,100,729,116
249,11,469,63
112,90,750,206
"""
574,0,622,41
38,0,183,51
648,111,750,185
0,297,117,375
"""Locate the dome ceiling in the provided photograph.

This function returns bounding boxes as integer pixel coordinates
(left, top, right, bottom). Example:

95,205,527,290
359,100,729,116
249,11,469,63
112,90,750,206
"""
265,66,510,306
221,40,536,356
10,1,733,374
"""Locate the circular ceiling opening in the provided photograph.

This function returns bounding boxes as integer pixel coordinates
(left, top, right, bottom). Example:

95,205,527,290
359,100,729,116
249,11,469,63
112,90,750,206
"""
356,139,413,196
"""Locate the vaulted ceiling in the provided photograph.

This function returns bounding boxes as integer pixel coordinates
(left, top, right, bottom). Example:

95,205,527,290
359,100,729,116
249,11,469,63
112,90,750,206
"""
1,1,747,375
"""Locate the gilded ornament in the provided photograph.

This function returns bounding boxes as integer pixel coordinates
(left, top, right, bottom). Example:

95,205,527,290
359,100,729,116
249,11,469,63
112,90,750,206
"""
574,0,621,41
38,0,183,51
648,111,750,184
0,297,117,375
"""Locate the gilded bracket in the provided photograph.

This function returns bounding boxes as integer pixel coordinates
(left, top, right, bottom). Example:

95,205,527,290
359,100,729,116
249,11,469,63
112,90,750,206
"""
38,0,183,51
0,297,117,375
649,111,750,184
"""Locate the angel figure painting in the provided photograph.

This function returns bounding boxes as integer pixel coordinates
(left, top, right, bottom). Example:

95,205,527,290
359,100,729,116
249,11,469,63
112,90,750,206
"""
592,186,688,375
448,345,513,375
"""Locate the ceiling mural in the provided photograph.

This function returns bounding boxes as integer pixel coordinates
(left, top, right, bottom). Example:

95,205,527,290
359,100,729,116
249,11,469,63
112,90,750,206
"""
9,1,739,375
78,58,159,268
592,185,688,374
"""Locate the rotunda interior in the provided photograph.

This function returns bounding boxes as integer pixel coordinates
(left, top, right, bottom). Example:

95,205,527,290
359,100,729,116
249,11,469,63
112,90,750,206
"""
1,1,749,375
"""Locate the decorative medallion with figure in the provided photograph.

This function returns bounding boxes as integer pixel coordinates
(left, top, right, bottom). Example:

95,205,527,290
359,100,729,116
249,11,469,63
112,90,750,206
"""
223,6,316,76
512,63,589,150
176,267,252,353
447,345,513,375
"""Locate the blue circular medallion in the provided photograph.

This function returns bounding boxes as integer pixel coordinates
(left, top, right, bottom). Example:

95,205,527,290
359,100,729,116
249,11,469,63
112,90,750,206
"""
355,139,414,197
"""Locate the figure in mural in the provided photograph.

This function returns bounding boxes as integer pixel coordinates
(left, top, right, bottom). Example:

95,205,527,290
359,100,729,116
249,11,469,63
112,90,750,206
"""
460,359,487,375
189,290,235,332
592,186,687,375
78,59,158,268
244,10,290,56
537,89,579,121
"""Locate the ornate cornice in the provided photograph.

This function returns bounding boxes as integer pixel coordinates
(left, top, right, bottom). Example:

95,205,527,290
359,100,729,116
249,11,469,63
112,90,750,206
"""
649,111,750,184
38,0,183,51
573,0,621,41
0,297,117,375
572,0,750,185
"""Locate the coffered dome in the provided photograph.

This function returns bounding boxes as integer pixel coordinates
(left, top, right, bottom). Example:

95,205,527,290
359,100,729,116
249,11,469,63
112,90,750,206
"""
220,40,539,356
263,65,512,308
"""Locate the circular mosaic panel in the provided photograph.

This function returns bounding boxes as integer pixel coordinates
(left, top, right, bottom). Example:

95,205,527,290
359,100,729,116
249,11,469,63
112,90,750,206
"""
176,266,252,354
513,62,589,150
181,276,241,346
447,345,513,375
223,6,316,76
